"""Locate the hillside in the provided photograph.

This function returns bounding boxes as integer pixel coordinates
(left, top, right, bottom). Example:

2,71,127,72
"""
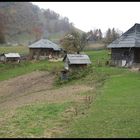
0,50,139,137
0,2,84,45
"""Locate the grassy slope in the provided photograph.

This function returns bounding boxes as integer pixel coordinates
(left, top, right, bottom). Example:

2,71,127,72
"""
57,50,140,138
0,50,139,138
0,45,29,55
0,102,72,137
61,72,140,138
0,60,63,81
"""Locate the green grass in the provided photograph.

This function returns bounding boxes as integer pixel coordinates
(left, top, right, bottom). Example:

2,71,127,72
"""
85,49,109,63
0,45,29,55
0,60,63,81
0,49,139,138
54,50,140,138
0,102,72,138
58,69,140,138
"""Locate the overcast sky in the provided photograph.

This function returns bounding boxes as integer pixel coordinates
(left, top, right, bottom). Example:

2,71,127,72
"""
32,2,140,34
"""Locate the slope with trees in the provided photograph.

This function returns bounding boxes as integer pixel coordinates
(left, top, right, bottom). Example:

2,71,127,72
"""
0,2,75,45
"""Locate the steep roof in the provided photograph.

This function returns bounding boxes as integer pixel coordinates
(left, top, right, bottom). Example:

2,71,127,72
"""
28,39,61,51
4,53,20,58
107,23,140,48
64,54,91,64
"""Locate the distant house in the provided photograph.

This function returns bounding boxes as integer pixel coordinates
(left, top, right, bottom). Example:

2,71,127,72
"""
107,23,140,67
0,53,21,63
63,54,91,70
28,39,62,60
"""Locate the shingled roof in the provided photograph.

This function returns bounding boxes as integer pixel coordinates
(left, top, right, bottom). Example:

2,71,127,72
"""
107,23,140,48
63,54,91,64
28,39,61,51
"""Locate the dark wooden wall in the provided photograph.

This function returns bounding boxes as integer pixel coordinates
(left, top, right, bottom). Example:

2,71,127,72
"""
110,48,140,67
111,48,134,61
29,48,61,60
69,64,87,69
134,48,140,63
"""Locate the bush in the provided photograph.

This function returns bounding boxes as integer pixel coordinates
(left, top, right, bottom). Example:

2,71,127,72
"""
55,65,93,86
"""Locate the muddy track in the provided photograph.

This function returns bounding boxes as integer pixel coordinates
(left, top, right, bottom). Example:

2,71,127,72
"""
0,71,93,110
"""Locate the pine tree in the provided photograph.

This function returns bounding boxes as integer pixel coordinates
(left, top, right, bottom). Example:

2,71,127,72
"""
98,29,102,40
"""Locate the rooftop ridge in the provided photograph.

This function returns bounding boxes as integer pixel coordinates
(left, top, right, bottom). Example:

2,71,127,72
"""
107,23,140,48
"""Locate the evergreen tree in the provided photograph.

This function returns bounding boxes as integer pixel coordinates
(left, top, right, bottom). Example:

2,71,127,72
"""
98,29,102,40
104,28,121,45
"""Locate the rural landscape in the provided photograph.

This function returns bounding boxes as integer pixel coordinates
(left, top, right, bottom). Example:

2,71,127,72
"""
0,2,140,138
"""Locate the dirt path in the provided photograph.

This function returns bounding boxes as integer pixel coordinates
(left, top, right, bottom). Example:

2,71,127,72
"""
0,71,93,110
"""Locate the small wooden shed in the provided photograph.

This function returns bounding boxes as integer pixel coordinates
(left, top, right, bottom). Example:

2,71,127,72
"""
28,39,62,60
63,54,91,70
0,53,21,63
107,23,140,67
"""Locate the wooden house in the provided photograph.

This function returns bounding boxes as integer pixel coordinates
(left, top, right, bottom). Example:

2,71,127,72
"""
63,54,91,70
28,39,62,60
0,53,21,63
107,23,140,67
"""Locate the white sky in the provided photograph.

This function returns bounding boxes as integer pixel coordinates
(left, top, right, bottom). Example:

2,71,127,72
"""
32,2,140,34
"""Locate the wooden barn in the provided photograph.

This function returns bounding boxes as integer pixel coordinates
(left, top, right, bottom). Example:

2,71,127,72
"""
107,23,140,67
28,39,62,60
63,54,91,70
0,53,21,63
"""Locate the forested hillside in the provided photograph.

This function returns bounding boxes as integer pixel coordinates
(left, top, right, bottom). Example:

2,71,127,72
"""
0,2,75,45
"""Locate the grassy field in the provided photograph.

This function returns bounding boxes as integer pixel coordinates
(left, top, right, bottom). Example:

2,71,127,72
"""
59,72,140,138
0,102,72,137
0,49,139,138
54,50,140,138
0,60,63,81
84,42,105,51
0,42,105,55
0,45,29,55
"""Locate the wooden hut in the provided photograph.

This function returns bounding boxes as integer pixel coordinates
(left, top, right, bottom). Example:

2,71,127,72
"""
0,53,21,63
63,54,91,70
107,23,140,67
28,39,62,60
